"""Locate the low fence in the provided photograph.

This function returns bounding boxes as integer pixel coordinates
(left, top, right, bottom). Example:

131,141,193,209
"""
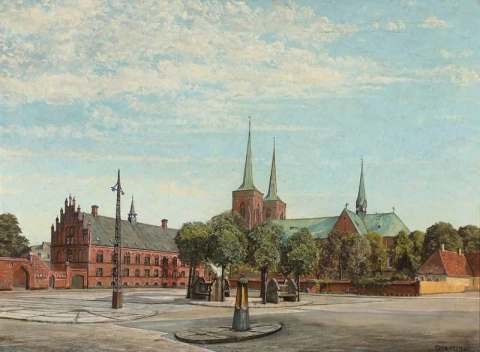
230,278,420,296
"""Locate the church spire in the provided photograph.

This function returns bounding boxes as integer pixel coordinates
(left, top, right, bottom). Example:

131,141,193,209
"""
237,117,257,191
128,195,137,224
356,159,367,219
265,138,279,201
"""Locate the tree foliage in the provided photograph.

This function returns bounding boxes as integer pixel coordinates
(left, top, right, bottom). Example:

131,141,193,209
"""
318,230,370,280
458,225,480,254
365,232,387,274
0,213,29,257
280,228,319,301
423,222,463,261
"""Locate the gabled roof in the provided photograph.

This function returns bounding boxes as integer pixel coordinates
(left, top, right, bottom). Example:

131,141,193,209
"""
85,214,178,252
345,210,368,234
363,212,410,237
465,253,480,277
272,216,338,240
416,250,474,276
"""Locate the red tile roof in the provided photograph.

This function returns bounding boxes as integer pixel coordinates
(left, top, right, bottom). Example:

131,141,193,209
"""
416,250,476,276
466,253,480,277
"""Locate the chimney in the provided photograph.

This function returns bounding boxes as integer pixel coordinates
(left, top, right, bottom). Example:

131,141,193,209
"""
441,244,445,251
161,219,168,230
458,248,462,255
91,205,99,217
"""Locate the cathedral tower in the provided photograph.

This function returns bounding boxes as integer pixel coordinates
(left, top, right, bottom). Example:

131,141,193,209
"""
232,119,264,230
356,159,367,219
263,139,286,220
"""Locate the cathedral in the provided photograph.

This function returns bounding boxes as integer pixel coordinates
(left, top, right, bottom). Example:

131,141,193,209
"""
232,122,410,268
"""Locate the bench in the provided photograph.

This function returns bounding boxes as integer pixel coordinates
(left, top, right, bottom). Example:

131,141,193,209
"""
278,284,297,302
345,287,357,294
267,279,298,303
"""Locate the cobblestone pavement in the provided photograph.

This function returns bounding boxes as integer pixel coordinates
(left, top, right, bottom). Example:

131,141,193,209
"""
0,289,478,352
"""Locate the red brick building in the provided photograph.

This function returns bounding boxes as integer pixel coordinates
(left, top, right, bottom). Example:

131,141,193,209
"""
232,123,410,271
49,195,203,289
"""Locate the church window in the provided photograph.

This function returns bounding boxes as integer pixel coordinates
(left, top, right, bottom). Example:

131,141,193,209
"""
96,268,103,277
266,209,271,220
255,206,260,224
66,249,73,262
240,203,246,218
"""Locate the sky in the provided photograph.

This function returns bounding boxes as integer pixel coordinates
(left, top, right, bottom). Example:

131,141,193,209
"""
1,0,479,245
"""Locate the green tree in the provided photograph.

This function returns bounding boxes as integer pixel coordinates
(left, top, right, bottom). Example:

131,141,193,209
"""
175,221,212,298
409,230,425,269
458,225,480,254
0,213,29,257
365,232,387,275
280,228,319,301
246,221,283,304
209,211,248,301
346,234,371,281
423,222,463,261
394,230,415,277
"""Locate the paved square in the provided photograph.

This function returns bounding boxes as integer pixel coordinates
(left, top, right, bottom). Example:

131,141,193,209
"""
0,289,478,352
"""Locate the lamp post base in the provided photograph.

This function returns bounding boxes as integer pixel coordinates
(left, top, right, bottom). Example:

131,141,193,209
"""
112,291,123,309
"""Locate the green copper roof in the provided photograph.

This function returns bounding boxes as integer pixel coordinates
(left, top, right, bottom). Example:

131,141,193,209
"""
273,209,410,239
264,141,280,201
356,160,367,211
237,120,258,191
272,216,338,240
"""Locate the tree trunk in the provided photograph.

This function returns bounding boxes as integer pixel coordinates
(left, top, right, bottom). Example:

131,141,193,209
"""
261,266,267,304
296,274,300,302
186,258,194,299
221,265,225,302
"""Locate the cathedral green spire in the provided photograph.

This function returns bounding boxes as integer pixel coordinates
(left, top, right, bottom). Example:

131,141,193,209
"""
356,159,367,218
237,118,257,191
264,138,279,201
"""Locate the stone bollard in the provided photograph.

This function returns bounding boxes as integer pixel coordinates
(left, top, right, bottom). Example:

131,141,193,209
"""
232,277,250,331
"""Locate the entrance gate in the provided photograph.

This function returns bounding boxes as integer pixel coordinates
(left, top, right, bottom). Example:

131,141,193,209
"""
70,275,84,289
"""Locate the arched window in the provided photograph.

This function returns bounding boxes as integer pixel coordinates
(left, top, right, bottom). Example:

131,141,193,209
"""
96,268,103,277
153,269,159,277
145,270,150,278
154,255,159,265
66,249,73,262
135,254,141,264
96,251,104,263
124,253,131,264
135,269,140,277
172,257,178,267
266,208,271,220
181,271,186,278
162,270,168,277
145,255,151,265
123,268,129,277
240,203,246,218
162,256,169,266
255,205,260,224
172,270,178,278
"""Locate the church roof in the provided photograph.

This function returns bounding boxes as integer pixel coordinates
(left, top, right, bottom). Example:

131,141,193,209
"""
84,213,178,252
264,141,281,201
273,216,339,240
273,209,410,239
237,120,258,191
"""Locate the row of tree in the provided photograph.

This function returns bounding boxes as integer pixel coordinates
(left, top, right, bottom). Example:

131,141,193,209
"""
175,211,319,303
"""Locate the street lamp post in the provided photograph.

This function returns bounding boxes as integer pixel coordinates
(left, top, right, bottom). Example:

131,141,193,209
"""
111,169,124,309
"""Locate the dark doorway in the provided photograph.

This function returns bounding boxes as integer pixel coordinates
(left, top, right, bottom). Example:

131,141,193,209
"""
49,276,55,289
12,267,29,290
70,275,84,289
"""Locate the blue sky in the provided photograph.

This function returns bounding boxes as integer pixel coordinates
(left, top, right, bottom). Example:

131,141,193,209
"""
1,0,479,245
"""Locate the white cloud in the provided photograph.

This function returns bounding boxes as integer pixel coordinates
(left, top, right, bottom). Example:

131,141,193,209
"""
386,20,406,31
415,65,480,87
440,49,472,59
420,16,448,29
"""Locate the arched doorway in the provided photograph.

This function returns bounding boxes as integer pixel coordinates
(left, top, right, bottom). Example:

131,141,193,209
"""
70,275,84,289
49,275,55,289
13,267,29,290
